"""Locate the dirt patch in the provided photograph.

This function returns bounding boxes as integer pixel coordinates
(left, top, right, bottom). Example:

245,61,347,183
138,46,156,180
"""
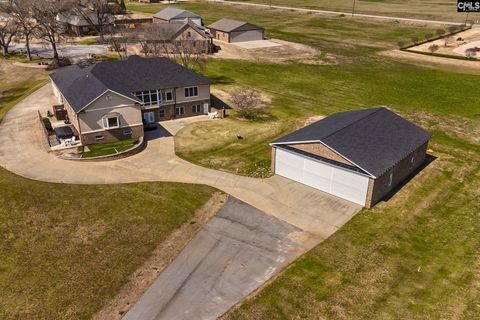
407,28,480,58
380,49,480,74
93,192,228,320
303,115,325,126
212,38,323,63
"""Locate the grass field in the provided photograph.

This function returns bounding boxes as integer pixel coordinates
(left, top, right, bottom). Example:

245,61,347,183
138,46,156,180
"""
224,136,480,319
80,138,140,158
224,0,480,22
0,62,217,319
131,3,480,318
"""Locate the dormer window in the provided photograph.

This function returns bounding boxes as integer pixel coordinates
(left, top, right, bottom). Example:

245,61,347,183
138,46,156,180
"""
106,95,112,101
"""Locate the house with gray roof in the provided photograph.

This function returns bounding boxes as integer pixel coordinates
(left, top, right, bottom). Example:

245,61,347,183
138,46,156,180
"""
153,7,203,26
57,11,114,36
270,108,431,207
141,20,213,54
207,18,264,43
50,56,212,145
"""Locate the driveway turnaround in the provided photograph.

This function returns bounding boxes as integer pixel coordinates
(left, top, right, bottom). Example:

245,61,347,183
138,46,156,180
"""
123,197,304,320
0,85,361,318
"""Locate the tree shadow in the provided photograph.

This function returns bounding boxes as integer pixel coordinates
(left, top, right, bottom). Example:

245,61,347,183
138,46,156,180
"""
208,75,235,85
381,154,437,203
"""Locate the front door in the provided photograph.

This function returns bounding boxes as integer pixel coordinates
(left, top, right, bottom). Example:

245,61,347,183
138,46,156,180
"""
203,103,209,114
144,111,155,124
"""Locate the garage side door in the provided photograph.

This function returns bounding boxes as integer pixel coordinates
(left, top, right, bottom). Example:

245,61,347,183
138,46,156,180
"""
275,148,369,205
230,30,263,42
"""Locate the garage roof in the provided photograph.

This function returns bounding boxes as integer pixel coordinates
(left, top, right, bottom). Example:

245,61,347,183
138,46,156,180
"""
271,107,431,178
153,7,201,21
207,18,263,33
50,56,211,113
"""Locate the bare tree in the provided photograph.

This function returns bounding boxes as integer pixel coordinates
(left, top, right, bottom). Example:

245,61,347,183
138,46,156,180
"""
428,44,439,54
32,0,70,64
397,41,405,49
229,87,262,119
11,0,38,61
0,13,18,56
435,28,446,38
465,47,478,59
410,36,419,45
70,0,114,40
104,29,131,58
424,33,433,41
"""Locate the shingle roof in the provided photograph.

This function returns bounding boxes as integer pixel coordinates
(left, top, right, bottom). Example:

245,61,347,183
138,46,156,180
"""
207,18,263,33
271,107,431,178
153,7,200,21
144,21,209,41
50,56,211,113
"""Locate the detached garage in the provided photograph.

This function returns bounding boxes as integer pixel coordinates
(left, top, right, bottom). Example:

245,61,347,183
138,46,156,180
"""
270,107,431,207
207,18,264,43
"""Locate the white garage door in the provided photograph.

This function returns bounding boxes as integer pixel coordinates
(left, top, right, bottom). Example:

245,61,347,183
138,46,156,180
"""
275,148,369,205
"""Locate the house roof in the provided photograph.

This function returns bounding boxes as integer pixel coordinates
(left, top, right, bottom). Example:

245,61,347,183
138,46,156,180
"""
50,56,212,113
153,7,201,21
57,11,114,27
144,20,210,41
271,107,431,178
207,18,263,33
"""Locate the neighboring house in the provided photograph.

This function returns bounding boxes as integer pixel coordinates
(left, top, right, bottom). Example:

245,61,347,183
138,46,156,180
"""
57,11,114,36
207,18,264,43
270,108,431,207
142,21,213,54
153,7,203,27
50,56,212,145
114,13,153,29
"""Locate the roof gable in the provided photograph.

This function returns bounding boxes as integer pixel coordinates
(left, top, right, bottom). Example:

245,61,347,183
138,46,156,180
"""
153,7,200,21
272,108,431,178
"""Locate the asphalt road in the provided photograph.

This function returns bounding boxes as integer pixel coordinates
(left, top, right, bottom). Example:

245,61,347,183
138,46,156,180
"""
122,197,304,320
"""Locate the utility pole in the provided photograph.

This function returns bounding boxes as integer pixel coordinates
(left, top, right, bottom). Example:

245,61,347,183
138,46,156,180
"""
465,12,470,26
352,0,356,17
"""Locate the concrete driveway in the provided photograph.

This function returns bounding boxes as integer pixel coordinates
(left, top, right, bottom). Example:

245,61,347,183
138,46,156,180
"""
0,84,361,318
123,197,304,320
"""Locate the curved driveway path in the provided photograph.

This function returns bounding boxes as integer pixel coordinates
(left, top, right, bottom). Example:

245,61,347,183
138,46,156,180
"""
0,84,360,319
0,84,360,238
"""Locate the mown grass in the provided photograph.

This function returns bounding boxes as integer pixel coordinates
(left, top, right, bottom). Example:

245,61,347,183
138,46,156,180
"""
0,62,217,319
223,0,480,22
80,138,140,158
224,139,480,319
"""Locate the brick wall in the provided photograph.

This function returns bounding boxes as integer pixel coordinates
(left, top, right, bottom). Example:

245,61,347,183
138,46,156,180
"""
80,125,143,145
290,143,353,166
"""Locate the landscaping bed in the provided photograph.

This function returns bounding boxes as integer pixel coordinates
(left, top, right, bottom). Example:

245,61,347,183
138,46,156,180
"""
79,138,142,159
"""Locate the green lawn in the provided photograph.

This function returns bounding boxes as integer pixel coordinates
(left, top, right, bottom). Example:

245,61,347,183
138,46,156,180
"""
224,137,480,319
223,0,480,22
80,138,140,158
132,3,480,318
0,62,217,319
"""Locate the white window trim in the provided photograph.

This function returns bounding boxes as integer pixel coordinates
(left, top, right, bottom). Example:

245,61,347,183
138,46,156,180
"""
175,106,185,116
81,123,144,135
103,115,120,129
184,86,199,99
163,89,174,103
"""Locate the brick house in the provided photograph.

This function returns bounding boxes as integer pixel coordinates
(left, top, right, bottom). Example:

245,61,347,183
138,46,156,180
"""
142,21,213,54
50,56,212,145
270,107,431,207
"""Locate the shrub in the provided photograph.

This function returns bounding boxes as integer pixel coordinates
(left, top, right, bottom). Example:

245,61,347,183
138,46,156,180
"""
42,117,53,131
